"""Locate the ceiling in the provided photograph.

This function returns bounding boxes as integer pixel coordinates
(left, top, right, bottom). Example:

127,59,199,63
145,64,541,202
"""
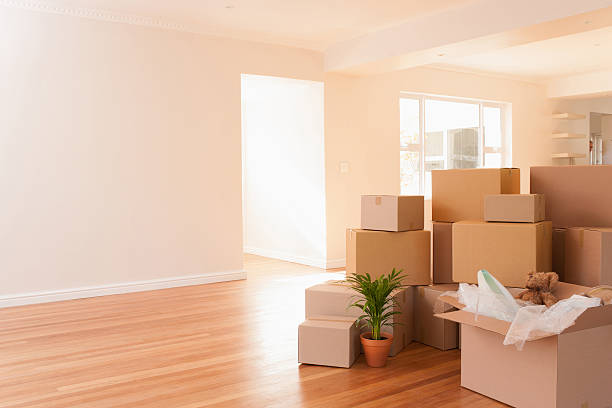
434,26,612,82
29,0,478,50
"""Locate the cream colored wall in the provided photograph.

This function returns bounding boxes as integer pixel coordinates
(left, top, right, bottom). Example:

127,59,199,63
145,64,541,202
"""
0,7,323,303
551,96,612,165
324,67,552,263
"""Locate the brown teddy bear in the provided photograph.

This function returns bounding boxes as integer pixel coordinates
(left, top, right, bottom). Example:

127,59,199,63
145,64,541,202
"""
516,271,559,307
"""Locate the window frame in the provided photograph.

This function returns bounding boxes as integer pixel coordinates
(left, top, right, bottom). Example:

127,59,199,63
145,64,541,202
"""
400,93,509,196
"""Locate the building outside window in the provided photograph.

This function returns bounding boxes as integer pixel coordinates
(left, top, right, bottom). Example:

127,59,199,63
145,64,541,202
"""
400,94,511,197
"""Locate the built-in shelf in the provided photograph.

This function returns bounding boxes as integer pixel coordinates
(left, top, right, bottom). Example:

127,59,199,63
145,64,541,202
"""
552,153,586,159
552,133,586,140
552,112,586,120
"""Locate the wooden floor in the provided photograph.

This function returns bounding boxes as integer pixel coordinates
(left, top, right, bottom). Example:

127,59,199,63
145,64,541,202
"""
0,255,504,407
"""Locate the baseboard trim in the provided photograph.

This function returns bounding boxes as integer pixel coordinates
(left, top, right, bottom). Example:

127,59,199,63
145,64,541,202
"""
325,258,346,269
245,246,345,270
0,270,246,308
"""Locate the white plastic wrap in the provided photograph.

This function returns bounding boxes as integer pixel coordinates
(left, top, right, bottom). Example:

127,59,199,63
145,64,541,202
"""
456,270,520,322
442,270,603,351
503,295,602,350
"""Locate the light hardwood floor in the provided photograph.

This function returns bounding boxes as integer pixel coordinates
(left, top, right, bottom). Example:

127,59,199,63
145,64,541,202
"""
0,254,503,407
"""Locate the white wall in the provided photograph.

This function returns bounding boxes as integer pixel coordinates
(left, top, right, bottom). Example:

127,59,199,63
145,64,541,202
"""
0,6,324,306
323,67,552,263
242,75,327,267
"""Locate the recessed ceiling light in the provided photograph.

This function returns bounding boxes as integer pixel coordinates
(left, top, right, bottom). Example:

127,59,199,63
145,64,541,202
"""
225,5,235,9
584,20,592,25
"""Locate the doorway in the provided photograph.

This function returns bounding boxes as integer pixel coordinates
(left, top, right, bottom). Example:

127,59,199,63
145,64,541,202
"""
241,74,326,267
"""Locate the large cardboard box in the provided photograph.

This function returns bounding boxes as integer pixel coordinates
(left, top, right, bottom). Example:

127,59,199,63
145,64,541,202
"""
361,195,424,231
346,229,431,286
552,228,566,281
530,165,612,228
484,194,545,223
305,282,414,356
452,221,552,287
564,227,612,287
413,284,459,350
432,222,453,284
298,315,360,368
436,283,612,408
432,168,520,222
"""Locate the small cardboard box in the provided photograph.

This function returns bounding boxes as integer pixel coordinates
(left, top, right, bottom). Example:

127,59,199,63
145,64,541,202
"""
530,165,612,228
413,284,459,350
484,194,545,223
298,315,360,368
432,168,520,222
552,228,566,281
306,282,414,356
361,195,424,232
346,229,431,286
452,221,552,287
436,283,612,408
305,282,361,319
432,222,453,284
564,227,612,287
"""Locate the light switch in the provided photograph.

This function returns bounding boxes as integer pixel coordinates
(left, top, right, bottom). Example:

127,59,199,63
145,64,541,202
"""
339,161,350,174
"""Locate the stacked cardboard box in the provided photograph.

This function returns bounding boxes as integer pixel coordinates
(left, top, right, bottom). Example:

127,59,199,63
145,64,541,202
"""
453,194,551,287
431,168,521,284
531,165,612,286
346,195,430,285
299,281,415,367
430,168,554,288
428,165,612,407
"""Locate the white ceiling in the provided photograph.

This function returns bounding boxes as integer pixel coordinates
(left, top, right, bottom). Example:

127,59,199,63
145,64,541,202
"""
434,26,612,82
34,0,478,50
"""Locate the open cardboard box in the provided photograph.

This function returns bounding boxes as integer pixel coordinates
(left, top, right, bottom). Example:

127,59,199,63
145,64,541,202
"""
435,282,612,408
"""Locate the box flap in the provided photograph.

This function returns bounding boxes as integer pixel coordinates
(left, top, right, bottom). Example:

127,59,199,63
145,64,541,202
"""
563,303,612,333
435,310,511,336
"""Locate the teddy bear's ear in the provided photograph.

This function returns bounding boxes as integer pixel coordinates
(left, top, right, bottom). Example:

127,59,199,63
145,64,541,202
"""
547,272,559,286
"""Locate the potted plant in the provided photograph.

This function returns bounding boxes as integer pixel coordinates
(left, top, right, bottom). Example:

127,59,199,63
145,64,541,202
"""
346,268,404,367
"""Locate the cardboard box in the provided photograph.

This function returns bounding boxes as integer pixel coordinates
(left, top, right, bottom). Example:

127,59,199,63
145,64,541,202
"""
306,282,414,356
346,229,431,286
484,194,545,223
432,168,520,222
432,222,453,284
436,283,612,408
298,315,360,368
413,284,459,350
305,282,361,319
361,195,424,231
452,221,552,287
530,165,612,228
564,227,612,287
552,228,566,281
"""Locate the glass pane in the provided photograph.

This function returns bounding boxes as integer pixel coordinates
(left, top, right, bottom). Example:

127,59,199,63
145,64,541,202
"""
400,98,420,146
485,153,502,168
424,99,480,186
400,151,420,195
425,99,479,133
484,106,502,148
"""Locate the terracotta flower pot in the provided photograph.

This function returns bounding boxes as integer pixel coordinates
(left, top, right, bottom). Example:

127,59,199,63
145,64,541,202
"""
360,332,393,367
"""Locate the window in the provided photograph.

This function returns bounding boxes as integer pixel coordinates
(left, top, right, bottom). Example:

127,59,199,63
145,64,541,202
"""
400,94,510,196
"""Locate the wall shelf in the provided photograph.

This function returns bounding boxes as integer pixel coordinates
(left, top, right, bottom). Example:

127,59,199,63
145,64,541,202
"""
552,112,586,120
551,133,586,139
552,153,586,159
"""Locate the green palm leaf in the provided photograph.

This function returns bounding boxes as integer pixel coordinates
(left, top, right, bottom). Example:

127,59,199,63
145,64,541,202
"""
346,268,406,340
